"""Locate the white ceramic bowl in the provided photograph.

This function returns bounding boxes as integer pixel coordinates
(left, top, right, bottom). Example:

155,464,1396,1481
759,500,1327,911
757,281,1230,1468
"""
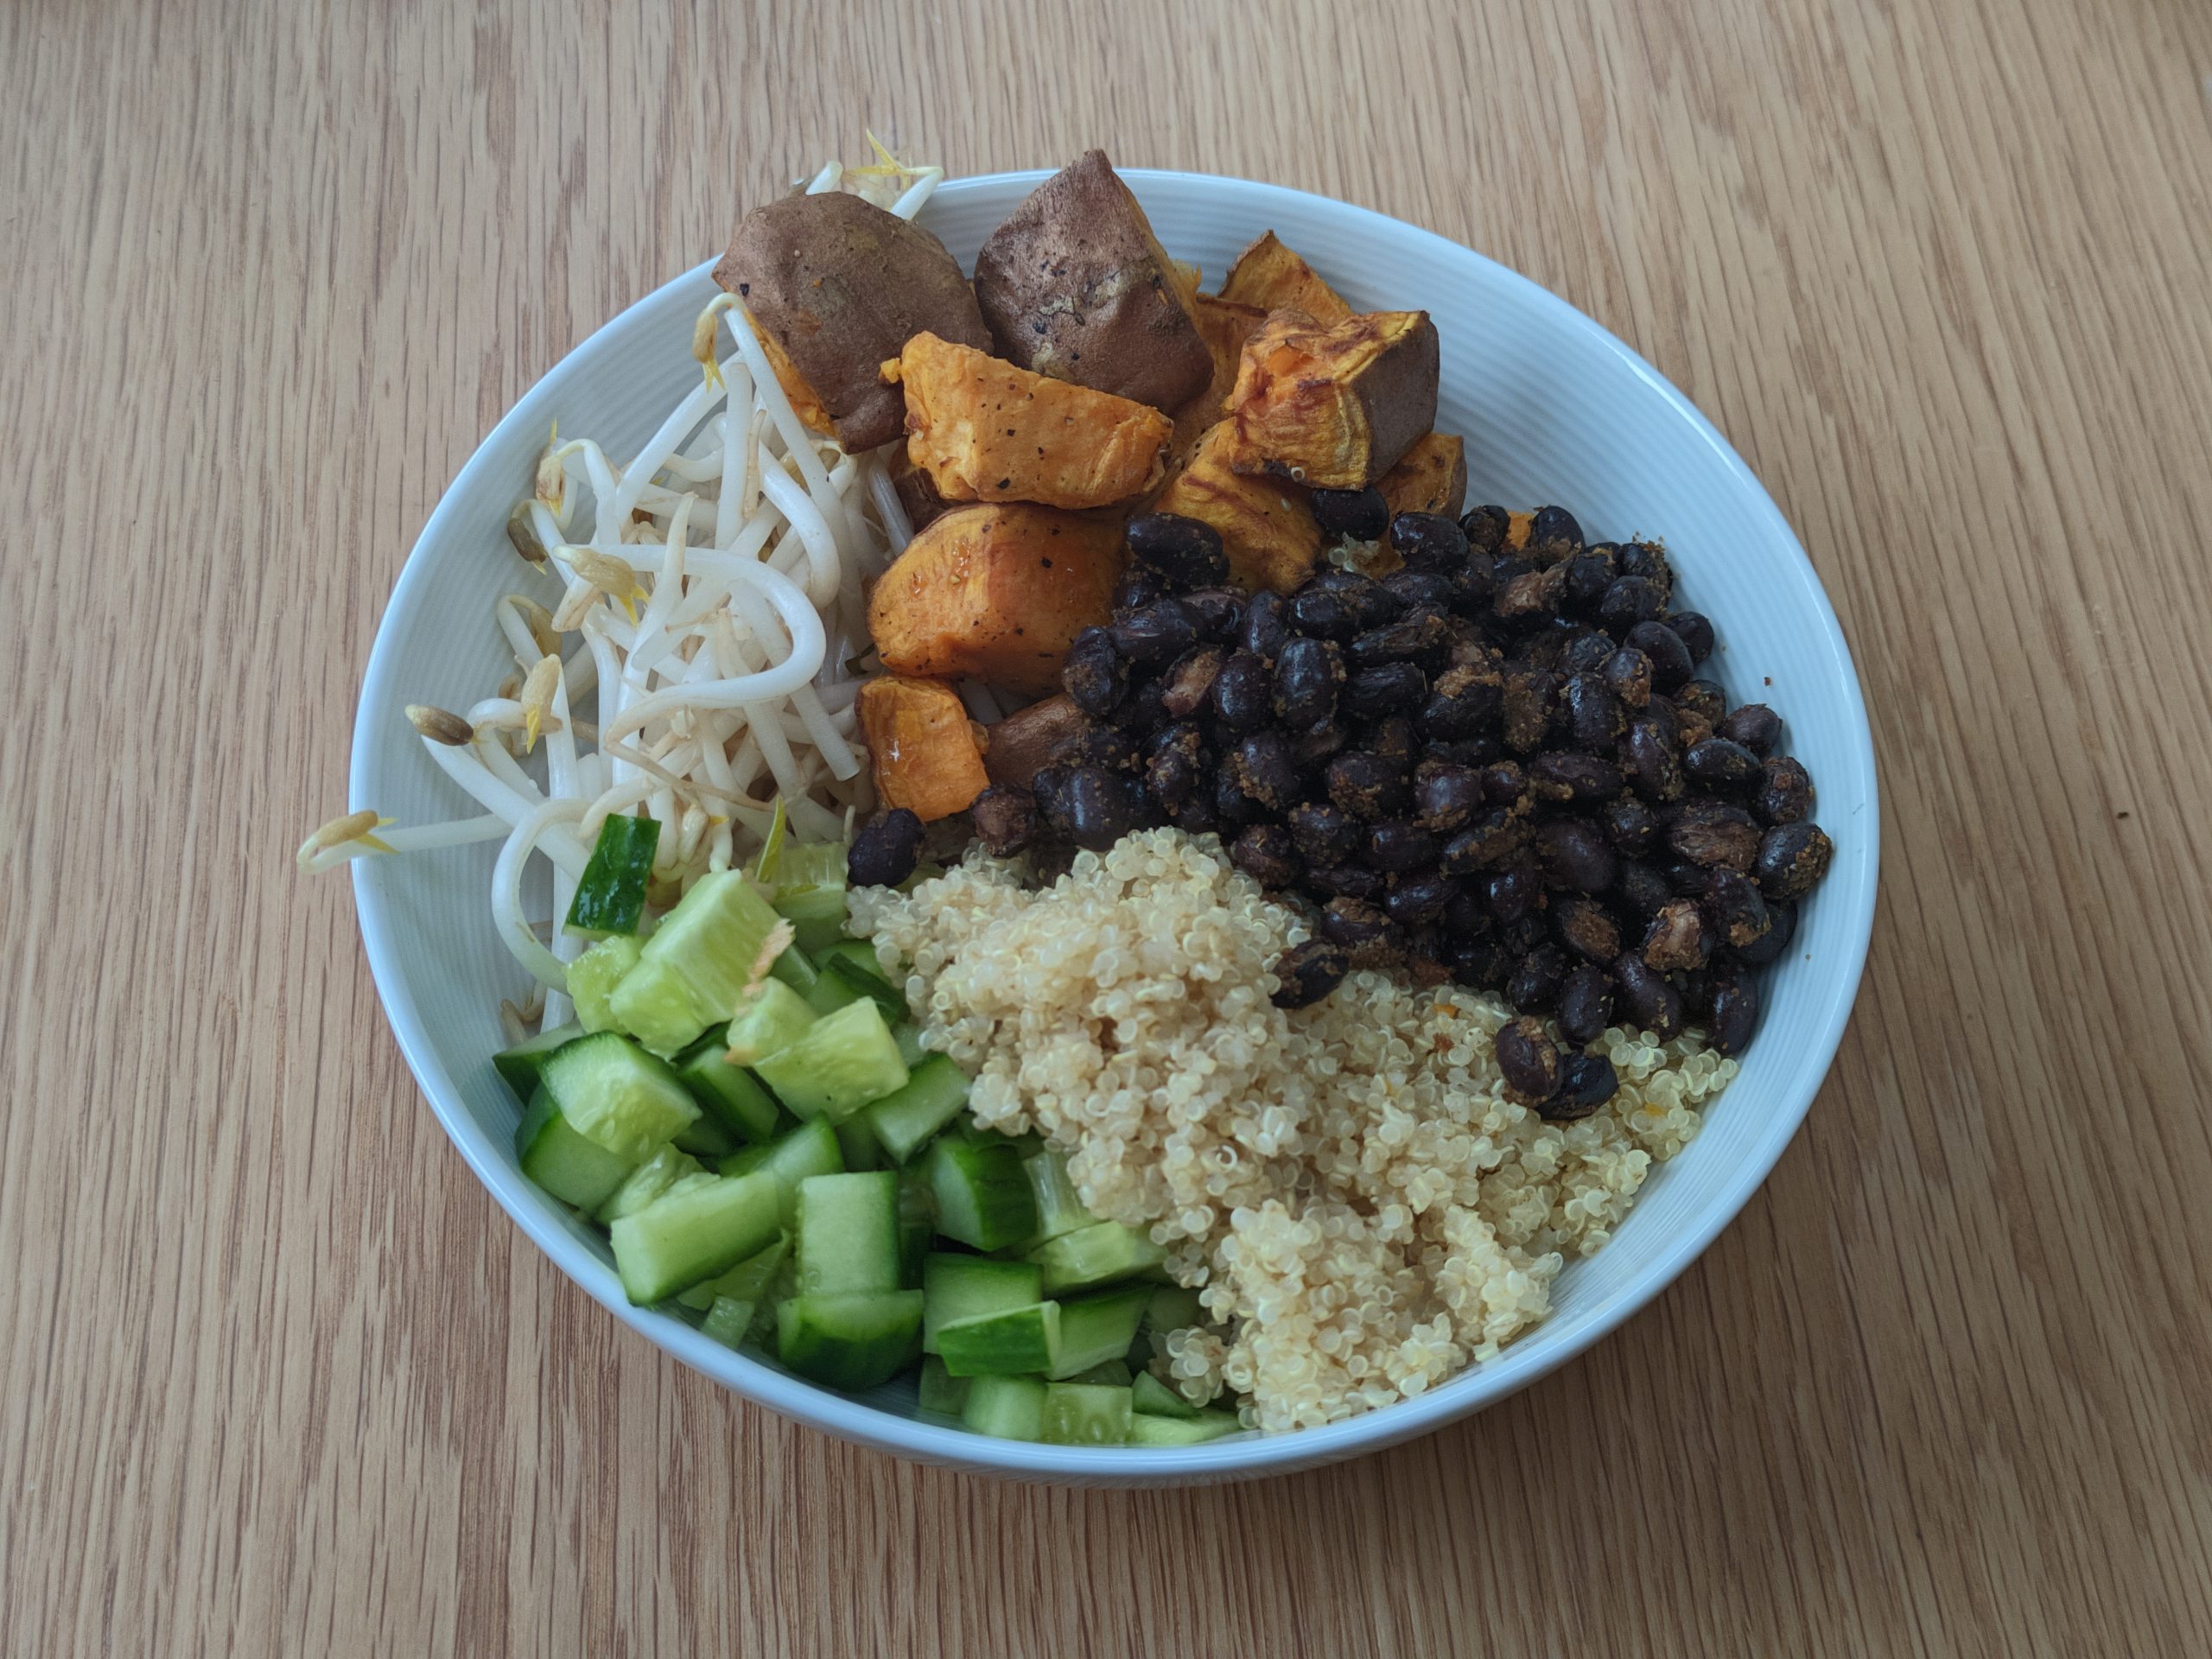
352,169,1878,1484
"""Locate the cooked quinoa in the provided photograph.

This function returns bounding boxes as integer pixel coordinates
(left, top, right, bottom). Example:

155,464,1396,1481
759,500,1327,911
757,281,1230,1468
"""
851,829,1737,1434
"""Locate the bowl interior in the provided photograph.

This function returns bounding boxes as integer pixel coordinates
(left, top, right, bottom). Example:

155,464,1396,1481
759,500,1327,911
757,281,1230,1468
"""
352,169,1877,1483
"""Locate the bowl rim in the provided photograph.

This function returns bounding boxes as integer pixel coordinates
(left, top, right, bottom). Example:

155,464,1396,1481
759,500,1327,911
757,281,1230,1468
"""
351,166,1879,1480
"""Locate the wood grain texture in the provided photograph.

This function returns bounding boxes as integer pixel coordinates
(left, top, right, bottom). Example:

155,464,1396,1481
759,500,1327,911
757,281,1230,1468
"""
5,0,2210,1651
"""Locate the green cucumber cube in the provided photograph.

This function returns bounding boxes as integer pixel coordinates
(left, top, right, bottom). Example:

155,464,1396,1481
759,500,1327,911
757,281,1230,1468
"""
753,1000,909,1123
916,1355,970,1418
1041,1382,1134,1446
594,1145,706,1224
677,1230,789,1311
774,1290,924,1390
1046,1286,1150,1380
564,812,660,938
797,1172,902,1298
701,1296,754,1348
1142,1285,1206,1336
1132,1371,1202,1420
725,1117,843,1229
804,969,862,1017
609,869,786,1053
1022,1147,1096,1245
925,1136,1037,1251
721,978,817,1066
672,1112,738,1160
1128,1410,1242,1446
921,1255,1042,1353
567,935,644,1034
772,884,849,956
608,1171,782,1304
960,1375,1047,1442
673,1029,784,1141
494,1021,584,1101
1062,1360,1134,1387
936,1302,1061,1377
893,1023,931,1068
833,1116,883,1173
540,1031,699,1161
769,945,820,994
1032,1220,1166,1295
514,1085,635,1211
862,1055,973,1164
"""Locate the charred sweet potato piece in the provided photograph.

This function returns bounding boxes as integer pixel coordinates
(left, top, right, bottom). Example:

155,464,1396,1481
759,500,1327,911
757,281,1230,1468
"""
1168,294,1269,465
1151,421,1323,594
867,504,1124,696
1221,308,1440,489
1377,432,1467,518
1219,232,1352,324
972,150,1213,412
714,191,990,452
982,694,1088,788
887,333,1172,510
855,676,991,822
887,448,950,534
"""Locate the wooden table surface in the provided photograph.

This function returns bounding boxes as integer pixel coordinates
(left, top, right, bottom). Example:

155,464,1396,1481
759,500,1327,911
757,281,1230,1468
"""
8,0,2212,1651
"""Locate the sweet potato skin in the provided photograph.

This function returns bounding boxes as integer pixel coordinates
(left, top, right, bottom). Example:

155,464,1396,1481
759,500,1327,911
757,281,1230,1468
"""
1376,431,1468,518
1169,294,1269,466
868,504,1125,696
1151,421,1323,594
972,150,1213,413
715,191,989,452
1221,308,1440,490
888,333,1171,510
855,676,991,822
1219,232,1352,324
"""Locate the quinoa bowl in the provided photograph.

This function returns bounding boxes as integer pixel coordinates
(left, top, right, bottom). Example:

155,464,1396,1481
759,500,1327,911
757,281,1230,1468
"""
349,168,1878,1484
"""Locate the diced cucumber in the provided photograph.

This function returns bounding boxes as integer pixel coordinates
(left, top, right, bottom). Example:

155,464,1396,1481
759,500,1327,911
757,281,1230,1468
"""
701,1296,754,1348
1142,1285,1206,1337
775,1290,924,1390
540,1031,699,1161
494,1021,584,1101
1063,1360,1134,1387
514,1085,635,1211
925,1137,1037,1250
609,869,786,1053
803,968,862,1017
916,1355,970,1418
724,1117,843,1229
672,1030,784,1141
797,1172,902,1298
834,1116,883,1172
1132,1371,1202,1420
568,935,644,1034
676,1230,789,1310
608,1171,782,1304
1033,1220,1167,1295
564,813,660,939
673,1111,738,1159
1041,1382,1134,1446
723,979,817,1066
1046,1286,1150,1380
1128,1410,1242,1446
921,1255,1042,1354
862,1055,972,1164
960,1374,1047,1441
815,942,906,1020
1022,1147,1096,1246
772,840,849,889
893,1023,930,1068
772,884,849,956
753,1000,909,1123
898,1171,936,1286
769,945,820,995
937,1301,1060,1376
594,1145,705,1224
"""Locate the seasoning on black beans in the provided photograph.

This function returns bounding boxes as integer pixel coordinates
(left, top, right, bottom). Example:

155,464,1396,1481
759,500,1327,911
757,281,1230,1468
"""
1230,823,1301,888
1640,898,1712,973
1752,821,1834,899
1268,938,1350,1009
1125,512,1230,590
1308,486,1390,541
1287,801,1361,865
1756,755,1814,824
1062,626,1126,716
1345,661,1427,720
1611,858,1674,918
1229,729,1303,812
1325,749,1410,820
1554,896,1623,965
1493,564,1567,626
1601,646,1653,710
1529,751,1625,804
1413,759,1484,831
1669,798,1763,870
1618,538,1673,602
1459,504,1510,552
1700,868,1772,950
1306,861,1386,902
1157,645,1225,718
1597,575,1666,637
1561,548,1618,613
1505,943,1568,1013
1387,511,1469,572
1351,613,1452,671
1600,796,1662,855
1142,721,1202,808
1440,808,1530,874
1072,721,1139,772
1289,716,1348,770
1677,678,1727,726
1363,714,1418,770
1419,662,1504,740
1318,896,1397,963
1734,899,1796,966
847,808,924,887
1496,1015,1564,1103
1499,665,1559,753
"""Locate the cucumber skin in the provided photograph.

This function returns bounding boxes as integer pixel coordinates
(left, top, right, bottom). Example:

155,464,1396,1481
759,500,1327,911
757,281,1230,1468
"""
753,1000,911,1124
960,1375,1048,1442
540,1033,699,1162
493,1022,584,1102
1128,1410,1242,1446
514,1087,635,1211
774,1291,925,1390
916,1356,971,1417
1032,1220,1168,1295
1045,1286,1151,1381
1131,1371,1203,1420
936,1303,1062,1378
796,1172,902,1299
862,1055,973,1165
564,812,660,938
925,1138,1039,1251
609,1172,783,1305
921,1255,1043,1353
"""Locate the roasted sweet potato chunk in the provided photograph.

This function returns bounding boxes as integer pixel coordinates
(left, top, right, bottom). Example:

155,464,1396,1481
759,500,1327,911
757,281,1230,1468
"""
887,333,1172,510
972,150,1212,412
1222,308,1440,489
1169,294,1268,465
1151,421,1323,594
714,191,990,452
867,504,1124,696
1219,232,1352,324
855,676,991,822
1377,432,1467,518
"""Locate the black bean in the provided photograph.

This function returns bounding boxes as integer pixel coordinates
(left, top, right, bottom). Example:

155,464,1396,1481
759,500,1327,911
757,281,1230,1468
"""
1440,808,1530,874
1430,734,1501,770
1708,967,1761,1055
1126,512,1230,590
1753,821,1834,899
1640,899,1712,972
1365,819,1441,873
1734,899,1796,966
1500,665,1558,753
1306,861,1387,902
1443,885,1491,937
1684,736,1761,791
1213,768,1264,827
1418,661,1504,740
1385,870,1457,926
1716,702,1782,756
1529,751,1625,804
1459,504,1510,552
1641,695,1682,752
1625,719,1685,803
1270,636,1344,729
1490,553,1533,593
1142,722,1203,808
1558,672,1624,753
1449,552,1499,616
1382,570,1457,613
1618,539,1673,602
1179,587,1244,643
1157,645,1226,719
1670,798,1763,870
1483,865,1545,924
1062,626,1126,716
1287,585,1357,641
1110,601,1198,669
1166,788,1218,835
1229,730,1303,812
1561,548,1619,614
1325,750,1410,820
1557,965,1616,1046
1269,939,1350,1009
1387,511,1471,573
1597,575,1666,637
1312,567,1403,626
1542,1052,1619,1119
1601,647,1653,711
847,808,924,887
1676,965,1715,1020
1289,717,1348,770
1495,912,1548,956
1624,620,1694,691
1554,896,1623,965
1496,1014,1563,1103
1556,632,1615,678
1613,951,1685,1039
1600,797,1662,855
1240,589,1291,660
1363,715,1418,770
1413,759,1484,832
1506,944,1568,1013
1756,755,1814,824
1287,801,1359,865
1210,650,1272,734
1662,856,1712,896
1344,661,1427,720
1112,570,1166,613
1678,678,1727,725
1613,859,1675,918
1700,868,1772,950
1231,823,1300,887
1319,896,1396,962
1351,613,1452,671
1065,767,1140,850
1308,486,1391,541
1031,766,1076,831
1106,674,1170,738
1537,818,1618,893
1072,721,1140,772
1493,563,1567,626
968,785,1037,857
1665,610,1716,664
1471,760,1524,809
1527,505,1584,563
